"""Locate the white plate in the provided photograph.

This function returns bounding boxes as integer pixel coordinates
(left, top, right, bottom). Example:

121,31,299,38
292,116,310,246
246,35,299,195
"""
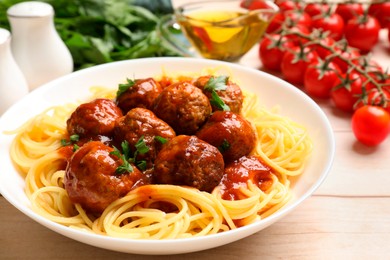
0,57,335,255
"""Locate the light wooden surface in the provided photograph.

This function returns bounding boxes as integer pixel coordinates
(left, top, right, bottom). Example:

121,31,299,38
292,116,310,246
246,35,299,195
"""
1,2,390,258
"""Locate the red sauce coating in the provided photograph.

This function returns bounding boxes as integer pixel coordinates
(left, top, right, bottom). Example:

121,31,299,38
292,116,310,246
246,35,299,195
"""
116,78,162,113
64,141,150,213
219,156,274,200
196,111,256,163
66,98,123,137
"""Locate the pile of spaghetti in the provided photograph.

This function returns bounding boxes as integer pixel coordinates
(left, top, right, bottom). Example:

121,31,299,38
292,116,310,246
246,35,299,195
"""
8,69,312,239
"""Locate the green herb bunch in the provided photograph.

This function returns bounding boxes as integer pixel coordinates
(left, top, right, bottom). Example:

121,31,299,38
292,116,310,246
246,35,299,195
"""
0,0,179,70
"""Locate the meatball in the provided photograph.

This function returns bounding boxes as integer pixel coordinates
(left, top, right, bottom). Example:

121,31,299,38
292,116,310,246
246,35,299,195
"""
153,81,212,135
116,78,162,113
113,108,176,168
193,75,243,113
66,98,123,137
220,156,274,200
196,111,256,162
64,141,148,213
153,135,224,192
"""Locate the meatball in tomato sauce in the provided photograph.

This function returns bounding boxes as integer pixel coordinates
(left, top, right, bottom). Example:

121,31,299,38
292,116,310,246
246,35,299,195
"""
64,141,148,213
116,78,162,114
153,135,224,192
66,98,122,138
113,108,176,168
193,75,243,113
196,111,256,163
153,81,212,135
220,156,274,200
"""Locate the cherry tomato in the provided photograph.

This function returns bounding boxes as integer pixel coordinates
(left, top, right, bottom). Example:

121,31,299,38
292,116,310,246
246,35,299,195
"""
351,105,390,146
345,15,380,53
284,24,310,45
311,36,336,59
355,88,390,115
368,2,390,28
353,57,384,90
304,60,341,99
335,3,364,24
284,9,312,29
333,48,360,73
266,12,285,34
240,0,270,10
331,71,366,113
304,3,330,17
281,46,318,85
275,0,301,12
259,34,295,71
388,25,390,42
312,13,345,41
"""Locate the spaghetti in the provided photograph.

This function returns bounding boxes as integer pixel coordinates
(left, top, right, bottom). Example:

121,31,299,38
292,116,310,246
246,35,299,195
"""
8,71,312,239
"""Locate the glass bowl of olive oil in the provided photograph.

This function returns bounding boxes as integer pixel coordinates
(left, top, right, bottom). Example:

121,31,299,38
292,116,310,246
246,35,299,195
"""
159,0,279,62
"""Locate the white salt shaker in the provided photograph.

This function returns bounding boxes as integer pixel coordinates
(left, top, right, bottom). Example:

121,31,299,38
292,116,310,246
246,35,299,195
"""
7,1,73,91
0,28,29,115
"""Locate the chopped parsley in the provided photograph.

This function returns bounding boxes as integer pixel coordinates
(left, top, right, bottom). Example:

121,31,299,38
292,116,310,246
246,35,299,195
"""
73,144,80,152
116,78,135,98
154,135,168,144
60,134,80,146
218,139,231,153
210,90,230,111
204,75,229,91
111,136,151,174
203,75,230,111
110,146,134,174
134,136,150,155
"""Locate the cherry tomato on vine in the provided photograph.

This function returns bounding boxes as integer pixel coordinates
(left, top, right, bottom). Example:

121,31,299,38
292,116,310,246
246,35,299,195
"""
275,0,301,12
284,9,312,29
331,71,368,113
351,105,390,146
312,12,345,41
304,60,341,99
240,0,270,10
311,36,336,59
355,88,390,115
281,46,318,85
335,3,364,24
388,25,390,43
259,34,295,71
304,3,330,17
368,2,390,28
332,48,360,73
266,12,285,34
353,57,384,89
345,15,380,53
284,24,310,45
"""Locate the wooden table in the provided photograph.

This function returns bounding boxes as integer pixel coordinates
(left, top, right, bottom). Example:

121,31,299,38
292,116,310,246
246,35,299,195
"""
1,3,390,259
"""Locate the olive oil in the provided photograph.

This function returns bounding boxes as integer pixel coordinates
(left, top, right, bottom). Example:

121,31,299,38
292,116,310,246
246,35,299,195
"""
177,10,269,61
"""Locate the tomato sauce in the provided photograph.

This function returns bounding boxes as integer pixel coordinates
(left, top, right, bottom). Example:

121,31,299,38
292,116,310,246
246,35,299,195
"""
219,156,274,200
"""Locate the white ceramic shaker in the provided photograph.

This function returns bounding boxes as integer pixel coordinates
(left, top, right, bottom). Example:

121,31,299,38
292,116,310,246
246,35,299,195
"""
0,28,29,115
7,1,73,91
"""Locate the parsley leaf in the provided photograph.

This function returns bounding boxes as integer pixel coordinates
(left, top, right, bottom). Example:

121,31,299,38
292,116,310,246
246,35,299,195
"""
117,78,135,98
204,75,229,91
73,144,80,152
135,135,150,155
136,160,147,171
61,134,80,146
154,135,167,144
210,90,230,111
218,139,230,153
121,140,131,160
110,146,134,174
